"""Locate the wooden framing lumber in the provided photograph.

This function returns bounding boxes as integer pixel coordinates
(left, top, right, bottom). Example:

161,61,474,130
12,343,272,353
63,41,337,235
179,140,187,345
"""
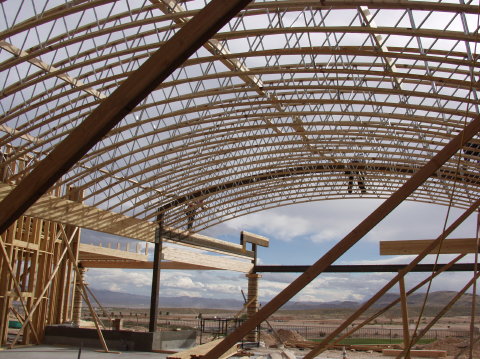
241,231,269,248
0,234,40,344
166,338,238,359
399,270,480,358
332,254,466,347
78,245,253,272
162,227,254,258
0,182,154,241
79,243,149,262
0,0,253,238
0,40,106,100
57,225,110,352
382,349,446,357
162,247,253,273
9,227,78,348
380,238,480,255
203,115,480,359
79,260,219,270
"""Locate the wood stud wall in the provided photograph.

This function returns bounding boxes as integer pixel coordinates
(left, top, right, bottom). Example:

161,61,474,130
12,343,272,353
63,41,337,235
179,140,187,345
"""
0,148,82,346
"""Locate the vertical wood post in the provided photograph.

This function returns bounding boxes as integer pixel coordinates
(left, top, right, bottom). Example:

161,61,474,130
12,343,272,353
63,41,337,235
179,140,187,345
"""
149,213,163,332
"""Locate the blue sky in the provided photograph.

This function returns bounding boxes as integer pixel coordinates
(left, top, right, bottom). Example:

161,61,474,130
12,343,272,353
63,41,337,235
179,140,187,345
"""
85,198,479,304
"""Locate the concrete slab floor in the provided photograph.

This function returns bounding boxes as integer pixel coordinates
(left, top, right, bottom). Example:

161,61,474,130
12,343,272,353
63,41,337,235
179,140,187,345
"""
0,345,170,359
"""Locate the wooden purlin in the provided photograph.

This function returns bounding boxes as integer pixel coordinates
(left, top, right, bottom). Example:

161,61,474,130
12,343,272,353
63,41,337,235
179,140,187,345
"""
151,0,337,163
0,41,106,100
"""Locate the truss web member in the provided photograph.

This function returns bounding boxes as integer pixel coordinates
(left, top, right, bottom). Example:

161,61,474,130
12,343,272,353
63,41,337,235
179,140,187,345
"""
345,159,367,194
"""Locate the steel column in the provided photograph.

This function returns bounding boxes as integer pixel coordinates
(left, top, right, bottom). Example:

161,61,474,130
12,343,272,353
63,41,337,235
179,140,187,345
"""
149,214,163,332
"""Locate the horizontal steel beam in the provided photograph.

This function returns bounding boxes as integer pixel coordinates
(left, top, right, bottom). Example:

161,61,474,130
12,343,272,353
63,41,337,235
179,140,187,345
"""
254,263,477,273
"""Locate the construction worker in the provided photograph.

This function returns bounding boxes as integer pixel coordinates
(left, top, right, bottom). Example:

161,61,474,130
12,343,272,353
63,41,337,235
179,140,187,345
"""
345,159,367,194
185,197,206,231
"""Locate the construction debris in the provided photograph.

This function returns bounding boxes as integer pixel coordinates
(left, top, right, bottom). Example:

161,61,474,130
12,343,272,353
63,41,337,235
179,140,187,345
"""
166,338,238,359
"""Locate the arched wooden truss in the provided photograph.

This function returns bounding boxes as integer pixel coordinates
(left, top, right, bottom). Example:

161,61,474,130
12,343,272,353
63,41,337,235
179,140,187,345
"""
0,0,479,234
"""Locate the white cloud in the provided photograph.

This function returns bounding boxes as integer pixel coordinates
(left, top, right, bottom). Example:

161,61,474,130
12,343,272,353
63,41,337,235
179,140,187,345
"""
225,212,312,241
86,268,152,293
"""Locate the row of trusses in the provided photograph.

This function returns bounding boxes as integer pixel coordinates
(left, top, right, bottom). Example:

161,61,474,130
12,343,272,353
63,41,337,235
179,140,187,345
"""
0,0,479,234
0,0,479,356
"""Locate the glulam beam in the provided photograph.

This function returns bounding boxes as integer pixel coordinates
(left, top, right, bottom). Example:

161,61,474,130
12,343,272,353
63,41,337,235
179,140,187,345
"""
380,238,479,255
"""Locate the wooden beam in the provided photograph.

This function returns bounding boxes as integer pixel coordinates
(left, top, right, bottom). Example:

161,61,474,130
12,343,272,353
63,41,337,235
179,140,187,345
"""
163,227,254,258
80,260,219,270
79,245,252,272
241,231,269,247
162,247,253,273
0,40,106,100
0,0,253,238
382,349,446,357
79,243,148,262
0,182,154,241
380,238,479,255
203,115,480,359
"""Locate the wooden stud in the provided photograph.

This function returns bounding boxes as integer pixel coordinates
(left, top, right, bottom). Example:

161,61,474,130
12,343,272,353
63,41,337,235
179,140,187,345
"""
9,228,79,348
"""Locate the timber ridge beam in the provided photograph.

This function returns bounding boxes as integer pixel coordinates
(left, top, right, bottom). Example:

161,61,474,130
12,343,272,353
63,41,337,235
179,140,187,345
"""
254,263,477,273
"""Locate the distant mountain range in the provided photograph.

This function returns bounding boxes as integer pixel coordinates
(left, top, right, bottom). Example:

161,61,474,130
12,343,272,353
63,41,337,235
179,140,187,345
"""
88,288,479,315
